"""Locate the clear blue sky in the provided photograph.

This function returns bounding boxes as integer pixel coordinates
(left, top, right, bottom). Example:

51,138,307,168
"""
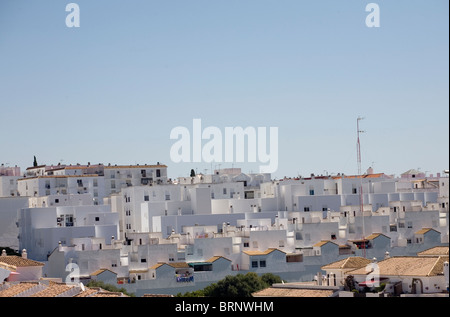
0,0,448,179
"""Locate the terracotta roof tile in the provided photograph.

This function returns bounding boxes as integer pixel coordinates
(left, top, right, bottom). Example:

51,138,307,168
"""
253,287,334,297
0,256,45,267
243,248,284,256
417,246,449,256
321,257,372,271
348,256,449,277
0,282,39,297
30,282,73,297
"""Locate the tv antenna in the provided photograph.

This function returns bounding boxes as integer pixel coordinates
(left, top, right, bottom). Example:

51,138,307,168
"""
357,116,366,257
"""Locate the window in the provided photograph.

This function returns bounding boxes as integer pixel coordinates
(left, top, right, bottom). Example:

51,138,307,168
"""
140,258,147,263
279,240,285,247
95,217,100,222
309,189,315,196
243,242,249,247
65,215,74,227
304,207,310,212
252,261,258,268
407,222,413,229
331,234,336,240
55,199,59,203
144,195,149,201
223,188,227,195
390,225,397,232
259,260,266,268
156,169,161,178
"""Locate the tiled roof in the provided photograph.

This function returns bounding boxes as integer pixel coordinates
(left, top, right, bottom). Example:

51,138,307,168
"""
0,282,128,297
91,268,117,276
90,291,126,297
417,246,449,256
0,255,45,267
167,262,190,268
0,282,39,297
252,287,334,297
243,248,284,256
206,256,231,263
415,228,440,235
348,256,449,277
321,256,372,271
74,288,100,297
150,262,190,269
30,282,73,297
365,233,390,240
313,240,338,248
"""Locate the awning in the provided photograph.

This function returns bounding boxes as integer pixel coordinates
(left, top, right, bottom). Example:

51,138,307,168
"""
188,262,211,266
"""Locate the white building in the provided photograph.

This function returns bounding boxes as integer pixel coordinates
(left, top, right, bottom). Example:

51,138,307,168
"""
17,175,106,205
18,204,119,261
0,197,29,250
0,165,21,197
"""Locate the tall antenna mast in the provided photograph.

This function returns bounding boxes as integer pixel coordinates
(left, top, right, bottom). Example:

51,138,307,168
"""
357,116,366,257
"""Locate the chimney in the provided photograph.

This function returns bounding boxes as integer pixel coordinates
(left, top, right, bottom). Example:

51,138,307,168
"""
317,272,323,286
384,251,390,259
22,249,27,259
1,249,6,256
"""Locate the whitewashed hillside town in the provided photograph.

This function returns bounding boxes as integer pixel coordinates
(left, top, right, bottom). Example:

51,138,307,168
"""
0,162,448,297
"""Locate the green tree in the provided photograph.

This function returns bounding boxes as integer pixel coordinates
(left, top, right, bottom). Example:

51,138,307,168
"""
177,272,283,297
33,156,38,167
261,273,283,286
190,169,196,177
